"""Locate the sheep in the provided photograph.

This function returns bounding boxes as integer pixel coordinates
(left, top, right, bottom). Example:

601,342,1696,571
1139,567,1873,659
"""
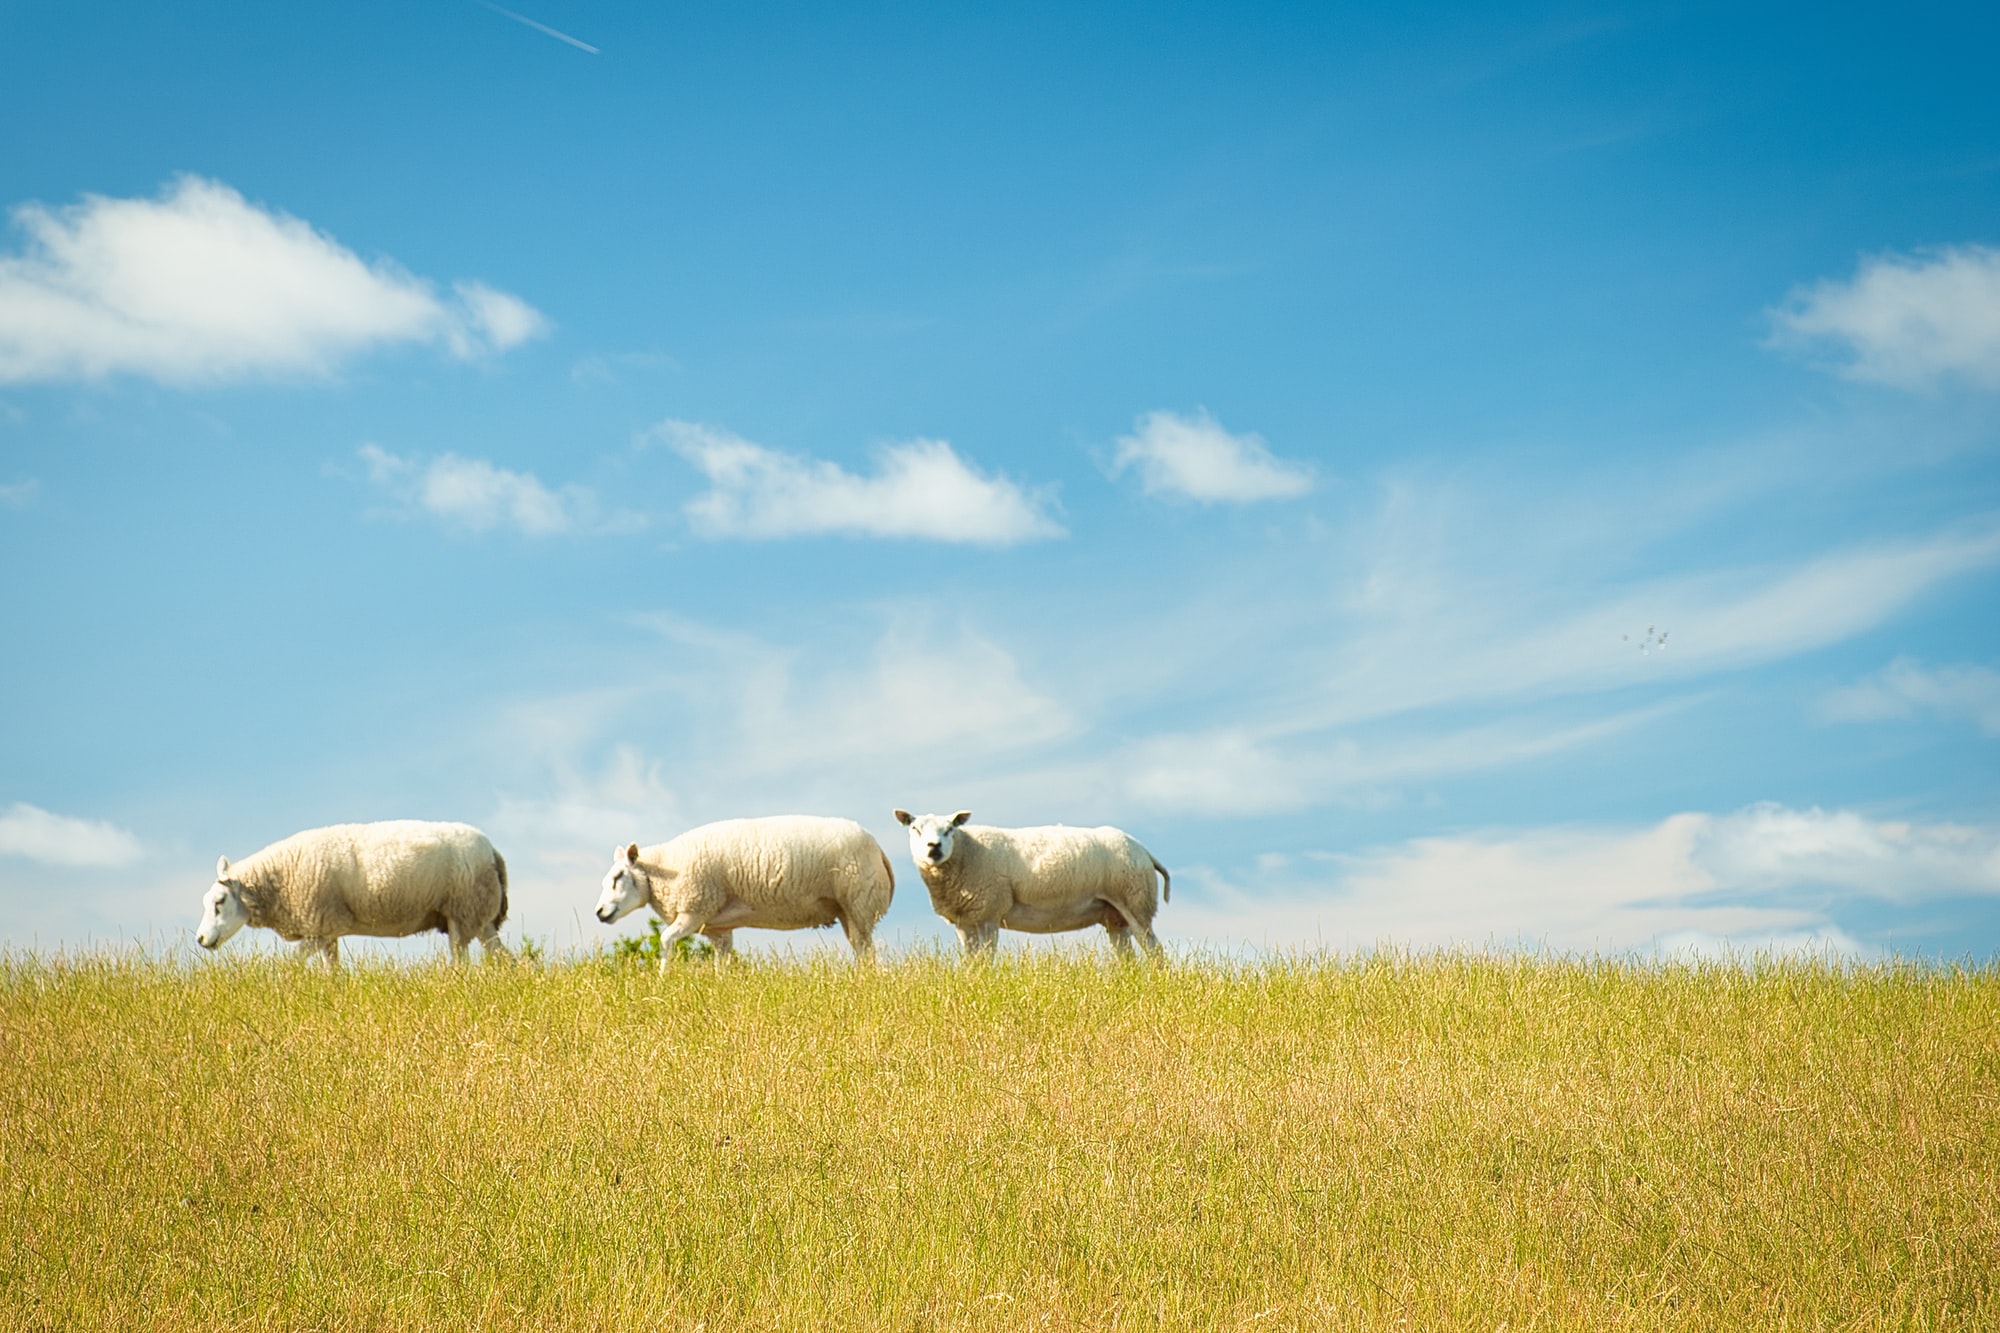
593,815,894,966
893,809,1170,959
194,820,511,966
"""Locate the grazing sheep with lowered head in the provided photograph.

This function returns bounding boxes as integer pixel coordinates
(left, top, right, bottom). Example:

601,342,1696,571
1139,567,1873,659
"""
195,820,511,966
893,809,1169,958
594,815,894,966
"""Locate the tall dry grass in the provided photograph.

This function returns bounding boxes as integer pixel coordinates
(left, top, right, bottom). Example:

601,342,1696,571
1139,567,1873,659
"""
2,951,1994,1330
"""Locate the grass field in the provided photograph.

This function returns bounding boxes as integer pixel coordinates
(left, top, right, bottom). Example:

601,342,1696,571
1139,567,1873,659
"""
3,951,1995,1330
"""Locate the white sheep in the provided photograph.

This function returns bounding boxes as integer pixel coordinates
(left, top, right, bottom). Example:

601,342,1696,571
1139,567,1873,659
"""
893,809,1170,958
593,815,894,965
194,820,512,966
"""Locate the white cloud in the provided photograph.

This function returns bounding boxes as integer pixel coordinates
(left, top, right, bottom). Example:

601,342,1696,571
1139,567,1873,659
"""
358,444,625,537
1698,802,2000,900
481,615,1073,826
447,281,550,356
0,803,145,867
1110,408,1313,502
655,420,1064,544
0,176,546,385
0,478,35,509
491,745,685,881
546,612,1077,797
1819,656,2000,737
1166,803,2000,957
1770,244,2000,389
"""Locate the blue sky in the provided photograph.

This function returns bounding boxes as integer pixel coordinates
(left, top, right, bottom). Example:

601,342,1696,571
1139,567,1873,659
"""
3,0,1998,960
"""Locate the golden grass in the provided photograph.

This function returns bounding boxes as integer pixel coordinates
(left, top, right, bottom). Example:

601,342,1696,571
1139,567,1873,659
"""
2,952,1995,1330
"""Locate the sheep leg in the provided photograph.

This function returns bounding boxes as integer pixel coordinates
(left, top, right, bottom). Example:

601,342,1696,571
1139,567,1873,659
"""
702,928,737,961
1104,900,1162,960
295,938,339,967
297,937,340,969
838,914,876,965
656,912,705,972
955,922,1000,959
447,920,472,965
477,926,513,963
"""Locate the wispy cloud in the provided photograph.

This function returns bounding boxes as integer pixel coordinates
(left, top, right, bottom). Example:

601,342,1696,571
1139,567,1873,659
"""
0,802,145,868
0,478,35,509
358,444,632,537
1770,244,2000,389
1820,656,2000,737
475,1,600,55
1166,803,1999,957
0,176,547,385
570,349,680,385
1275,520,2000,739
1103,703,1683,817
1110,408,1314,503
654,419,1065,544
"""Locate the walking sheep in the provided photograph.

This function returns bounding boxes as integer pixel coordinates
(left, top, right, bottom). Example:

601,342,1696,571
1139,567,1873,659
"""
893,809,1170,958
194,820,511,966
594,816,894,965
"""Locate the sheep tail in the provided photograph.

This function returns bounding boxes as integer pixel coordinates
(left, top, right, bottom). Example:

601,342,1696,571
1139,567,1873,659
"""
491,850,511,930
878,844,895,895
1152,855,1171,903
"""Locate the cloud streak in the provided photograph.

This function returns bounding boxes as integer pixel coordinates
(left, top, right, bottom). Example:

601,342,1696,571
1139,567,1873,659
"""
476,2,600,55
0,176,547,385
655,420,1064,545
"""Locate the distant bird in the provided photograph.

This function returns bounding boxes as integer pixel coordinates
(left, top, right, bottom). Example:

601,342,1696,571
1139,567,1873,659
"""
1623,625,1670,654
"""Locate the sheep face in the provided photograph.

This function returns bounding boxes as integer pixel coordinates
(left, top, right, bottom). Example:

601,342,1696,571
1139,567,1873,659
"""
895,810,972,869
595,844,651,924
196,858,249,949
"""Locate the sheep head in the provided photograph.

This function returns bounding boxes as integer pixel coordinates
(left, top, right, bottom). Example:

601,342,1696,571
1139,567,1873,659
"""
894,810,972,869
195,855,250,949
595,843,655,924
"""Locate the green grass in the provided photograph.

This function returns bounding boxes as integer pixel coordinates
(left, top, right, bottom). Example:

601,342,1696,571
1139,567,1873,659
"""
3,951,1995,1330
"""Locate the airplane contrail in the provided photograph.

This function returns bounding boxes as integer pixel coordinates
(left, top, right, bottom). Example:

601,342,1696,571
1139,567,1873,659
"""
476,1,599,55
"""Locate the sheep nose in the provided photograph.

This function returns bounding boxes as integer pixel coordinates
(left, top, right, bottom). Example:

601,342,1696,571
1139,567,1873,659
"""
926,846,944,861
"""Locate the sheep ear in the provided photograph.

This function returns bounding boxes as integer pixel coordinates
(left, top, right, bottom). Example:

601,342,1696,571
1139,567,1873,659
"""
624,843,640,865
893,809,913,827
951,811,971,827
216,855,231,879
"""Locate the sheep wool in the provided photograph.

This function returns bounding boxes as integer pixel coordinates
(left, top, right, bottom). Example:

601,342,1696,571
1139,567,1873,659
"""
894,811,1170,958
200,820,510,966
597,815,894,964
